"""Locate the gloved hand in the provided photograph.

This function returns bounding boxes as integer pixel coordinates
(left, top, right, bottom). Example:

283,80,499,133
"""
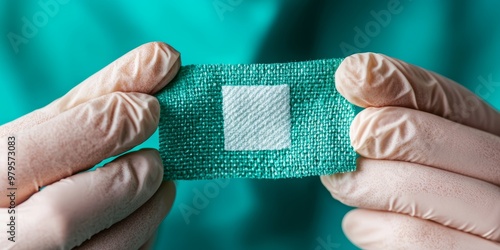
0,42,180,249
321,53,500,249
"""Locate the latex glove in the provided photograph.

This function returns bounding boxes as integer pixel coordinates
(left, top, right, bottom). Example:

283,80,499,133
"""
321,53,500,249
0,42,180,249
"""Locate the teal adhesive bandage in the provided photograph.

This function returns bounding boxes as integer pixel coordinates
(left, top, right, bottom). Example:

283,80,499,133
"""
156,58,356,180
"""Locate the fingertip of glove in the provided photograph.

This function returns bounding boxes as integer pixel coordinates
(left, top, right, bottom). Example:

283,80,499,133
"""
349,107,382,152
342,209,389,249
88,93,160,149
341,209,359,233
128,92,161,127
137,148,164,180
157,181,176,216
119,92,161,129
342,209,366,242
350,107,416,160
146,95,161,126
320,175,335,193
336,53,376,105
337,53,404,108
147,42,181,94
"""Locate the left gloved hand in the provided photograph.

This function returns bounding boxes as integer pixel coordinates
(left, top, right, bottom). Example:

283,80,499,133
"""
321,53,500,249
0,42,180,249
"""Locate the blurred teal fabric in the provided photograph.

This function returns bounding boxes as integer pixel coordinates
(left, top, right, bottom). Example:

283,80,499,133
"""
1,1,499,249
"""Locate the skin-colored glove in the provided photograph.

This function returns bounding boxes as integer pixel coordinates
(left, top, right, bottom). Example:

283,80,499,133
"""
0,42,180,249
322,53,500,249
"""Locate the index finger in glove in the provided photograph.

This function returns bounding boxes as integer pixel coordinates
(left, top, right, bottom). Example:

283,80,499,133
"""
350,107,500,185
335,53,500,136
0,42,180,137
0,92,159,206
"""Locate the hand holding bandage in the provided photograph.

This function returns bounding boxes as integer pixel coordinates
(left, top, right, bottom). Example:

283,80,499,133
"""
0,42,179,249
322,53,500,249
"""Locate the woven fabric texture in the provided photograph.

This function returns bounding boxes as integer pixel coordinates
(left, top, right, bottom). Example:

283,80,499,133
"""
222,85,291,151
156,58,357,180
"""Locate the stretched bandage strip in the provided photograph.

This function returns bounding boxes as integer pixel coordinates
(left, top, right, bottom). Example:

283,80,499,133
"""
156,58,356,180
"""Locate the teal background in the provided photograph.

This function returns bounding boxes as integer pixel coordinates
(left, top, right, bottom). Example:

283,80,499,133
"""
1,1,499,249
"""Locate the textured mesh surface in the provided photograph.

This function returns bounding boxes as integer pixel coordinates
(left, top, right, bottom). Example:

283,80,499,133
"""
156,58,357,180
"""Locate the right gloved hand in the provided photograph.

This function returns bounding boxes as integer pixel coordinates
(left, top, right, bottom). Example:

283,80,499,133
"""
322,53,500,249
